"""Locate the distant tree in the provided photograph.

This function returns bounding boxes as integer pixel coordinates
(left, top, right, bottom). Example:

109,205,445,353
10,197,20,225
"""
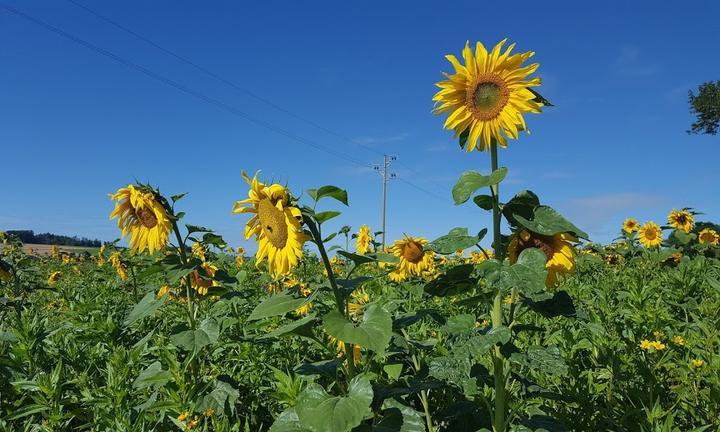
688,81,720,135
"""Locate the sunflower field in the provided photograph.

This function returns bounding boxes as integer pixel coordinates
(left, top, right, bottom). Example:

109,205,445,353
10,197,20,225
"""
2,40,720,432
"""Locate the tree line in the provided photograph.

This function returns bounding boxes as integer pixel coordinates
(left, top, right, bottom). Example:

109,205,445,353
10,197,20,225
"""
5,230,102,247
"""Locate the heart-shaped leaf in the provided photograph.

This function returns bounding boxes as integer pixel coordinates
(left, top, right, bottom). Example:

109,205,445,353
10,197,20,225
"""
452,168,507,204
322,304,392,354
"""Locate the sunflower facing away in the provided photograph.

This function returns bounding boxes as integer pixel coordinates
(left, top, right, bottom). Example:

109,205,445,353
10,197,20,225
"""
390,236,435,281
667,209,694,233
232,171,308,278
110,185,172,254
698,228,719,245
355,224,373,255
433,39,543,152
638,222,663,248
508,229,576,286
623,218,640,234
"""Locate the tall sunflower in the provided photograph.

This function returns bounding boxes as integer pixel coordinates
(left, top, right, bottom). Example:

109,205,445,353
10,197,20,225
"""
391,236,435,281
638,222,663,248
698,228,719,245
355,225,372,255
623,218,639,234
508,229,576,286
110,185,172,254
232,171,308,278
667,209,694,233
433,39,543,152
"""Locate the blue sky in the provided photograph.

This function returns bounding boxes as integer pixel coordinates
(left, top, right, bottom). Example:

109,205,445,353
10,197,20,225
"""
1,0,718,251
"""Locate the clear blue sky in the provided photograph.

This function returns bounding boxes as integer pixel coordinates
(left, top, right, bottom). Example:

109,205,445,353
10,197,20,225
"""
1,0,718,250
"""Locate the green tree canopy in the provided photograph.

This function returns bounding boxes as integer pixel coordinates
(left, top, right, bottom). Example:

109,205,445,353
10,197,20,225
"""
688,80,720,135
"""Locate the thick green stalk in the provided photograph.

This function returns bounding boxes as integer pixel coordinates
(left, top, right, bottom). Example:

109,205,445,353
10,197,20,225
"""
489,140,507,431
308,220,357,378
172,222,194,328
490,141,504,262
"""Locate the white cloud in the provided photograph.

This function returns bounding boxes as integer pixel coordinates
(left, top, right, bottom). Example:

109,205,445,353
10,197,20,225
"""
611,46,657,77
560,192,666,238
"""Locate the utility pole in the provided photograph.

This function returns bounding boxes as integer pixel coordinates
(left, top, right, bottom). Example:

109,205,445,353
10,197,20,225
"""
374,155,396,248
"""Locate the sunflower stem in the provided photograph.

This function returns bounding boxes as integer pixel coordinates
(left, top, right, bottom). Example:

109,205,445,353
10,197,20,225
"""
489,140,507,432
307,218,356,379
171,221,195,328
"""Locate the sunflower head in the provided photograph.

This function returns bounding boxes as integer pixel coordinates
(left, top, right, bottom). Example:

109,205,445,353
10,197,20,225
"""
508,229,576,286
355,224,373,255
433,40,543,152
47,271,62,286
110,185,172,254
638,222,663,248
623,218,639,234
391,236,435,280
233,171,308,278
667,209,694,233
698,228,719,245
348,288,371,317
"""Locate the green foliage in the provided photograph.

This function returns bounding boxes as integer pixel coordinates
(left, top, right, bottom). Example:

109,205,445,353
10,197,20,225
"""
688,80,720,135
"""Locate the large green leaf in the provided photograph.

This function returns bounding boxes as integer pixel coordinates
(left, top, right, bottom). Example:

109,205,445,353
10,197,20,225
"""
497,248,547,298
511,345,568,376
428,227,487,254
514,205,588,239
315,211,341,224
428,354,477,397
523,291,576,318
295,358,343,379
198,375,240,414
132,361,172,389
464,326,512,358
502,190,540,227
261,314,317,339
295,374,373,432
452,168,507,204
375,399,425,432
269,408,312,432
307,185,349,206
170,318,219,353
123,291,167,327
337,250,376,266
322,304,392,354
440,314,476,335
249,291,312,321
425,264,477,297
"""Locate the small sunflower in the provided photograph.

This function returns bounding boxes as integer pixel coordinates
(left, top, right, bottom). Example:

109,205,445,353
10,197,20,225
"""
348,288,370,317
470,250,493,264
110,185,172,254
508,229,576,286
433,39,543,152
191,242,207,262
667,209,694,233
698,228,719,245
355,225,373,255
328,335,362,364
109,252,128,281
232,171,308,278
188,261,218,296
50,245,59,258
391,236,435,280
48,271,62,287
623,218,639,234
638,222,663,248
235,247,245,267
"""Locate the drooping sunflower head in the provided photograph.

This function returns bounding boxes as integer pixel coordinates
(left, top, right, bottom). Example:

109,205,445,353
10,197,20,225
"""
232,171,308,278
47,271,62,287
433,39,543,152
110,185,172,254
667,209,694,233
638,222,663,248
391,236,435,280
508,229,576,286
355,224,373,255
698,228,719,245
623,218,639,234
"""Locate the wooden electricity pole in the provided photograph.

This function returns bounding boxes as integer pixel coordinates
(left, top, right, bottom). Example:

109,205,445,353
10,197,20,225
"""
374,155,396,248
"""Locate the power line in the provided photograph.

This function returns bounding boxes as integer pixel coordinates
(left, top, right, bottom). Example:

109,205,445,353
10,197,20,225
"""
64,0,454,197
1,4,370,169
3,4,462,213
